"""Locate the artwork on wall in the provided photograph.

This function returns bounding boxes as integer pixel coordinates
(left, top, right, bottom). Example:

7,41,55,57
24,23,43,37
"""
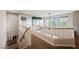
20,16,27,26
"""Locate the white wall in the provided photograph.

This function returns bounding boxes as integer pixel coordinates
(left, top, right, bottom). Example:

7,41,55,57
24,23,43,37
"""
18,14,32,48
6,13,19,37
27,15,32,27
0,11,7,48
19,14,32,27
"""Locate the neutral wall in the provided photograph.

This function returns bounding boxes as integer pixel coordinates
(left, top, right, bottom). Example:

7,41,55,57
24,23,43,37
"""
0,11,7,48
73,11,79,35
6,13,19,37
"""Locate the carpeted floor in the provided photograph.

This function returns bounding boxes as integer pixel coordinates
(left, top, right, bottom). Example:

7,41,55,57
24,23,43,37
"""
26,34,74,49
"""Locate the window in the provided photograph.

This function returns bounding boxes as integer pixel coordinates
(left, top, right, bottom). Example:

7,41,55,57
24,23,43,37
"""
32,17,43,26
49,16,70,28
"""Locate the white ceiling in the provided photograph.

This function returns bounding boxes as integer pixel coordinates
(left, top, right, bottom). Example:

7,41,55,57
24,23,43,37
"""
7,10,75,17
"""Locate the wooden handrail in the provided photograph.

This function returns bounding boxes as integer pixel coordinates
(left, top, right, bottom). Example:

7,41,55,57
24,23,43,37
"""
20,28,30,42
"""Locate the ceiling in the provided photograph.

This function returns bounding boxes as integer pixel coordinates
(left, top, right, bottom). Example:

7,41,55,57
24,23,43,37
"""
7,10,75,17
22,10,75,17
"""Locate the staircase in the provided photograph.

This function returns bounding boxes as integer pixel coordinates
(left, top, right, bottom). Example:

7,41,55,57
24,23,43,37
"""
20,28,30,42
18,26,31,49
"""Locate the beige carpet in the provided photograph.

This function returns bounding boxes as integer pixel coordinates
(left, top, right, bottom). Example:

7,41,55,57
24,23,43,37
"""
26,34,74,49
